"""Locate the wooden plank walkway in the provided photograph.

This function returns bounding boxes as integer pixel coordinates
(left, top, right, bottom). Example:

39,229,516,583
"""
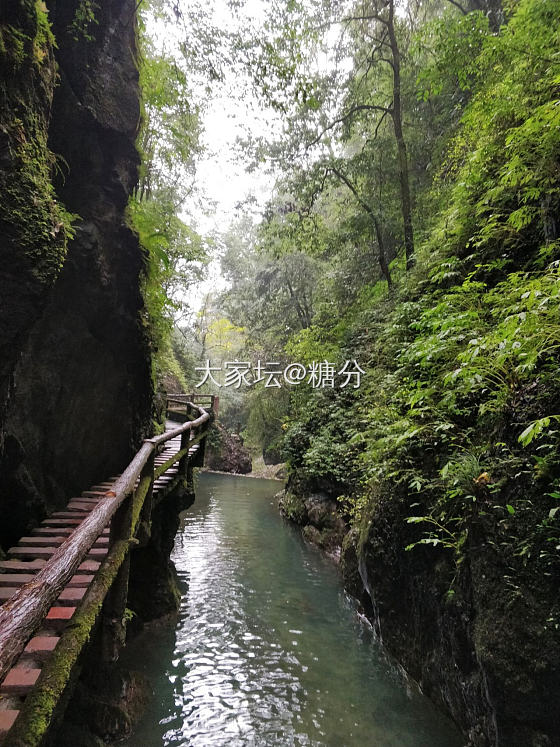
0,422,201,742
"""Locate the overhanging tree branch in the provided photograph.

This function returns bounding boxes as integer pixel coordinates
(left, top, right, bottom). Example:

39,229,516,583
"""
307,104,393,148
328,166,392,288
445,0,469,14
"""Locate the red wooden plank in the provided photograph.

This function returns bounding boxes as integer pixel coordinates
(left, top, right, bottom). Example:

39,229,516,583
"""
41,518,82,526
0,588,18,603
77,561,99,573
0,667,40,695
0,560,47,572
45,606,75,631
24,636,59,659
57,587,86,606
18,537,66,547
32,527,74,536
8,547,57,559
67,574,94,587
0,574,35,586
0,709,19,736
86,548,108,558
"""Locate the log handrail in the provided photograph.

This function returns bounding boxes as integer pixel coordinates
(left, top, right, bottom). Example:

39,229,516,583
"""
0,401,211,684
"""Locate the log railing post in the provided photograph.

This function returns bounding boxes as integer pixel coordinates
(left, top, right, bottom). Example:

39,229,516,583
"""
101,553,130,662
137,449,155,546
0,411,209,684
179,426,191,476
109,490,133,546
194,425,207,468
102,491,134,662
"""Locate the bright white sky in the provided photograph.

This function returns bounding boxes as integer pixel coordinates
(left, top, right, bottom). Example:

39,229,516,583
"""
181,95,274,309
146,0,283,311
146,0,348,313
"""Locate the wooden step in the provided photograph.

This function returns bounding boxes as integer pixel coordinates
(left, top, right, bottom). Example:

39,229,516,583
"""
0,588,18,603
8,547,58,560
0,574,35,586
0,667,40,695
0,710,19,738
0,560,47,573
33,527,74,536
49,512,87,520
67,574,94,587
0,573,93,588
77,560,99,573
24,636,59,660
87,548,108,559
8,541,104,559
42,517,83,526
45,606,75,631
19,536,67,547
33,526,109,537
56,587,86,606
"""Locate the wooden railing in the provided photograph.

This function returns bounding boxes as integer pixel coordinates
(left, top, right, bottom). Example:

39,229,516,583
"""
167,392,219,415
0,399,212,686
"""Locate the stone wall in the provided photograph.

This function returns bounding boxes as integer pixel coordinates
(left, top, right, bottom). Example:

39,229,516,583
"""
0,0,153,549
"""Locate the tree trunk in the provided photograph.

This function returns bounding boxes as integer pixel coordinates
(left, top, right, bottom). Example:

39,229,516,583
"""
330,167,393,288
387,0,415,270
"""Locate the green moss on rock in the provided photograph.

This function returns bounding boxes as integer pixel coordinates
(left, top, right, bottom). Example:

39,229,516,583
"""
278,489,308,524
0,0,73,383
7,540,131,747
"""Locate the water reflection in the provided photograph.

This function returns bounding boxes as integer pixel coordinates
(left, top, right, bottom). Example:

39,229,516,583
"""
123,473,463,747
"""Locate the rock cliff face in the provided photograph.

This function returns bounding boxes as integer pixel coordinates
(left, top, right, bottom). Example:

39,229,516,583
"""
278,485,346,556
205,421,252,474
0,0,67,451
348,489,560,747
0,0,153,550
282,475,560,746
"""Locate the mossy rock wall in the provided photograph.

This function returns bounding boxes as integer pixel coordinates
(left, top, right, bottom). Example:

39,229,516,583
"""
0,0,153,548
0,0,69,444
341,485,560,746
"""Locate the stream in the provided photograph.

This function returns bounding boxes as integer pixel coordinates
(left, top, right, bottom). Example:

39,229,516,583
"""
122,472,463,746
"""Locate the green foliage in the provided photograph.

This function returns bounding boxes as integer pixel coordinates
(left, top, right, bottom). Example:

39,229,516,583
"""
136,31,201,197
130,194,206,352
518,416,560,447
0,2,74,294
68,1,99,42
268,0,560,588
279,490,307,524
417,12,490,99
131,8,208,390
243,385,289,457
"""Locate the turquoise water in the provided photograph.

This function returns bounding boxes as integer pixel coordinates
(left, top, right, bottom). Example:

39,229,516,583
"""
123,472,463,746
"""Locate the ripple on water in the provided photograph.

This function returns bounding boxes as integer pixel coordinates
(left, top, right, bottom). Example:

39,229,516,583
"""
122,473,464,747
